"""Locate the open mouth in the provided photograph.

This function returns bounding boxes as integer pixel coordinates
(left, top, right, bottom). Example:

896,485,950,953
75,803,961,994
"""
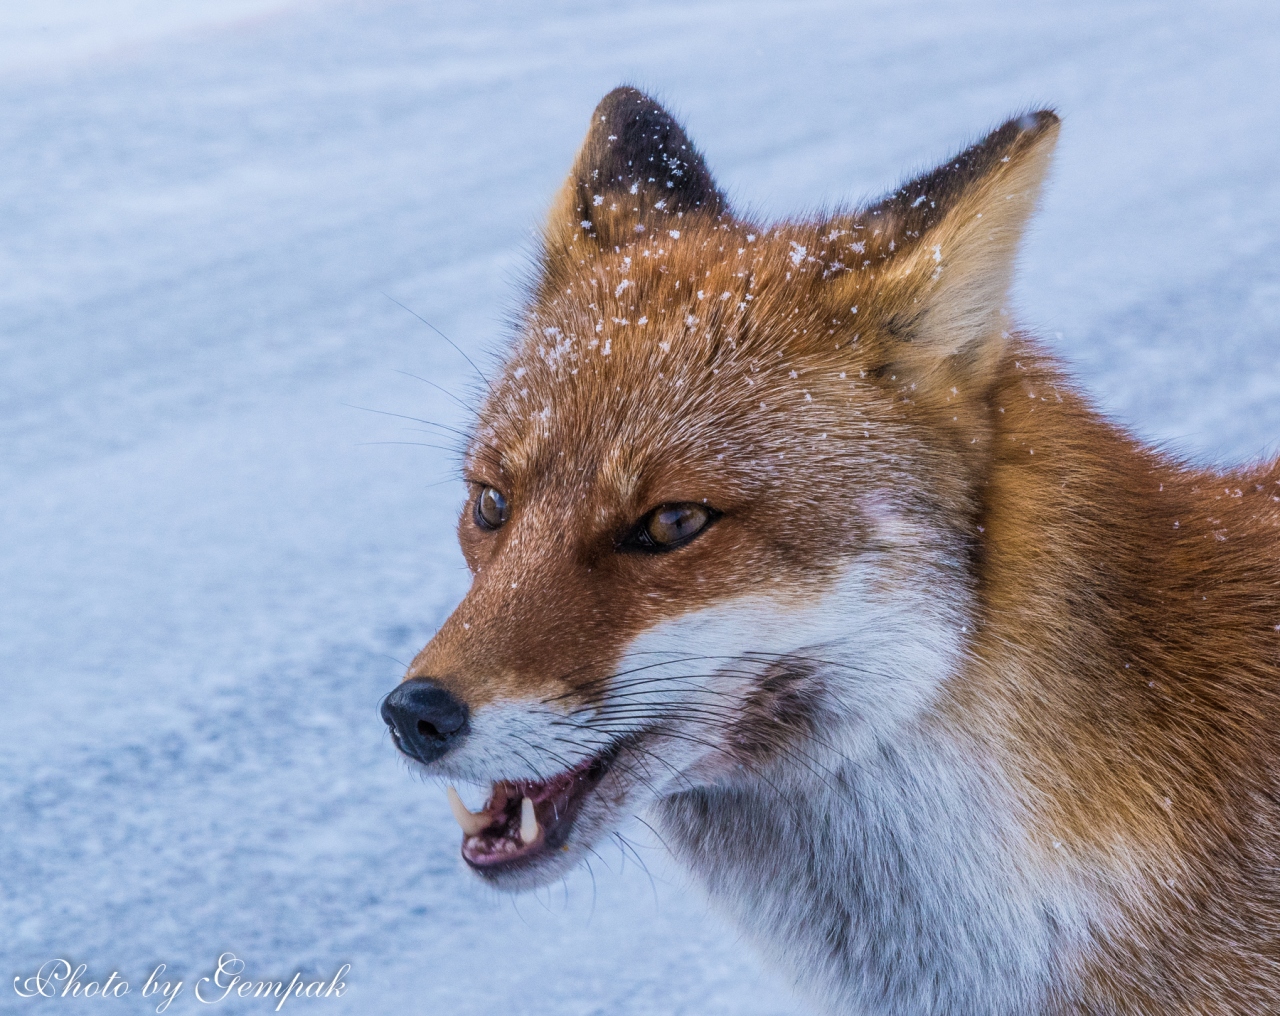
447,746,617,872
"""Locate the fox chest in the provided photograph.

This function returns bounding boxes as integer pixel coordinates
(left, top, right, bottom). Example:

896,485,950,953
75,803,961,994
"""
653,750,1077,1016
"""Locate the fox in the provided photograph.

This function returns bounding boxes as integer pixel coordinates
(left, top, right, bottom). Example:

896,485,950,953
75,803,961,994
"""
380,86,1280,1014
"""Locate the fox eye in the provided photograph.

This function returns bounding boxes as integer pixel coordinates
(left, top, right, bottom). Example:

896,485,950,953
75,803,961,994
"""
626,503,716,552
474,486,509,530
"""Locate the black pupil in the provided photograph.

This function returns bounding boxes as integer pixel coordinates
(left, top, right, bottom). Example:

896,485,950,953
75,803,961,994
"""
479,487,507,527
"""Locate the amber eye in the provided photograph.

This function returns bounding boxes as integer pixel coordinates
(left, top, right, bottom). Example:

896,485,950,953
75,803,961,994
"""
474,486,509,530
625,503,717,553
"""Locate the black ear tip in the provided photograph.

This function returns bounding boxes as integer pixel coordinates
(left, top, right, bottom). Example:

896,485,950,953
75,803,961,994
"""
546,85,724,253
599,85,656,107
592,85,674,130
1014,109,1060,135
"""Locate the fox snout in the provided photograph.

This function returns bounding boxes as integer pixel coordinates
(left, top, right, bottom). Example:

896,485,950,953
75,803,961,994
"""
380,677,470,765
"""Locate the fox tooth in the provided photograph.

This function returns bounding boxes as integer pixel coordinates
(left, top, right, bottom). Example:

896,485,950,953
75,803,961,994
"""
446,786,490,836
519,796,539,844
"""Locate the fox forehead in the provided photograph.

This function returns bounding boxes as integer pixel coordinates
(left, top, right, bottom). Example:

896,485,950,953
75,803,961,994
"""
471,221,897,501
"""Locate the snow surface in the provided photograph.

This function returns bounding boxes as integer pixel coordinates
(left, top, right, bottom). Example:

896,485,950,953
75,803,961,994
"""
3,1,1279,1012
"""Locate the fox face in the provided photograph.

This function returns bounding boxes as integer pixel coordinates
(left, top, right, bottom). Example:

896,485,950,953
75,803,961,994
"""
383,88,1058,892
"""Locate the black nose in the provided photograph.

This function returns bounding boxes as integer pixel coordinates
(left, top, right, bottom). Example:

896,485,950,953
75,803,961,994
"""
381,677,470,765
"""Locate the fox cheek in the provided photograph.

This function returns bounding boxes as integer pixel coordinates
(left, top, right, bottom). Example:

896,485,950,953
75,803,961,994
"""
456,514,500,575
458,540,484,575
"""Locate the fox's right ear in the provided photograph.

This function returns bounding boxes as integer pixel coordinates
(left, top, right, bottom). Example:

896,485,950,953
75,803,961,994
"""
542,87,725,269
831,110,1059,395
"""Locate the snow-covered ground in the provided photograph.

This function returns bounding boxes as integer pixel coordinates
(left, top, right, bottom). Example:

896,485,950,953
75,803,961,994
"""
3,1,1278,1012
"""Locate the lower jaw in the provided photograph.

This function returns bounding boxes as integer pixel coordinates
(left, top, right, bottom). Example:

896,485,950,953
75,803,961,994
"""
464,840,581,889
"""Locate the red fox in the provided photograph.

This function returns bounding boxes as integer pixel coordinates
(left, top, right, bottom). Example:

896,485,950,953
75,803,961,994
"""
381,87,1280,1014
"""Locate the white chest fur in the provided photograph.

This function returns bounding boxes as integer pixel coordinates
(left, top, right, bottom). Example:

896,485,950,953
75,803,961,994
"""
653,717,1079,1015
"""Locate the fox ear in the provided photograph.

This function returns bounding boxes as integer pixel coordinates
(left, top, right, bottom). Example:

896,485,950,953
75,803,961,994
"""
543,87,725,262
840,110,1059,389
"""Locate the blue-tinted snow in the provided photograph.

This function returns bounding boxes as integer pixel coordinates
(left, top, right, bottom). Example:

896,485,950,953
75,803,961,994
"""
3,1,1278,1012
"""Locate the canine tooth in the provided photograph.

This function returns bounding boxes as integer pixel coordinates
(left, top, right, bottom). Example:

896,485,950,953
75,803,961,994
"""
519,796,539,844
446,786,489,836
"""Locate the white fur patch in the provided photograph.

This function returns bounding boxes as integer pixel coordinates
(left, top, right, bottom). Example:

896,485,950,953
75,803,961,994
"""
611,560,964,774
428,699,600,786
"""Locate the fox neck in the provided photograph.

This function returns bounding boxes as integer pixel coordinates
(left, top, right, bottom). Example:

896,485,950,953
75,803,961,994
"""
654,725,1074,1016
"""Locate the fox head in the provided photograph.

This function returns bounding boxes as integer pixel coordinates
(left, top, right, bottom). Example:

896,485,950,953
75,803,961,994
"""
382,87,1058,889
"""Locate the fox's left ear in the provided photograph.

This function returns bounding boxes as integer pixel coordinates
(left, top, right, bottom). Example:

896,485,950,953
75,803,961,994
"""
542,87,725,269
836,110,1060,391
